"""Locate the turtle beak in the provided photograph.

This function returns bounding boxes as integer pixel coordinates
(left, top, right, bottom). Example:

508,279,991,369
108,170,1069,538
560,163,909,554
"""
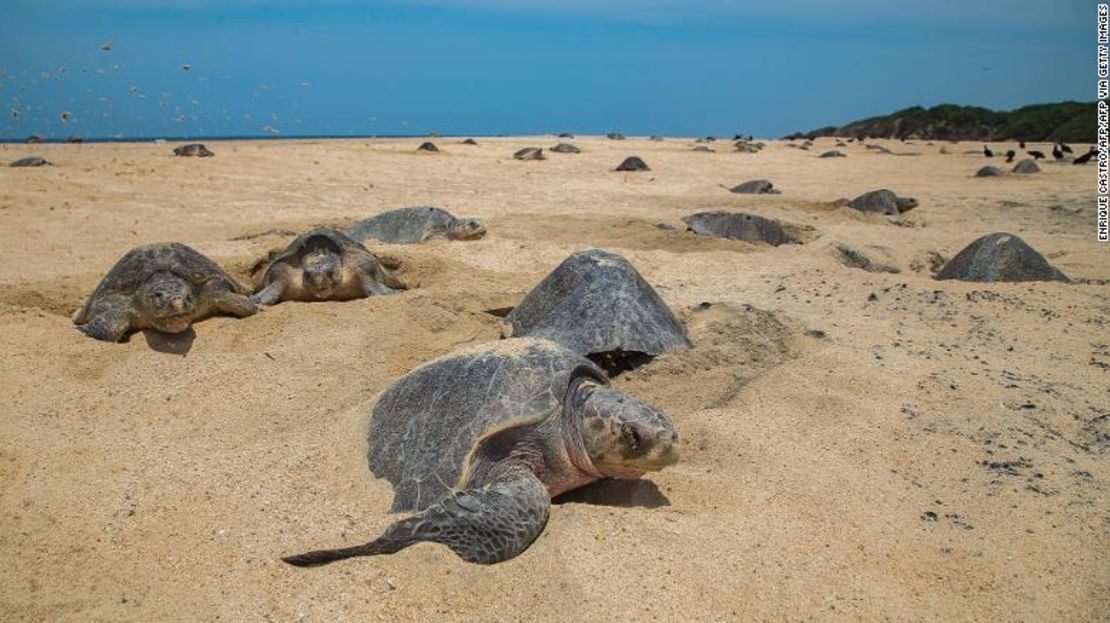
171,297,186,313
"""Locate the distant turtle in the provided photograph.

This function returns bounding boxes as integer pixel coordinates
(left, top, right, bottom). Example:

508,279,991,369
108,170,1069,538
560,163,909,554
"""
615,156,649,171
26,135,43,144
557,132,575,138
735,142,761,153
846,189,918,215
9,156,51,167
819,150,846,158
173,143,214,157
691,146,714,152
252,228,403,305
417,142,439,152
282,338,679,566
346,206,486,245
648,135,664,141
975,165,1004,177
728,179,779,195
935,232,1068,283
503,249,690,374
1012,159,1040,174
513,147,545,160
73,243,257,342
550,143,580,154
65,136,83,144
606,132,625,140
683,211,796,247
460,138,479,145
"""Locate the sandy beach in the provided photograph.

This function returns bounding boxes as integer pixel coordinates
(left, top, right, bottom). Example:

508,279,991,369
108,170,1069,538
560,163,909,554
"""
0,136,1106,621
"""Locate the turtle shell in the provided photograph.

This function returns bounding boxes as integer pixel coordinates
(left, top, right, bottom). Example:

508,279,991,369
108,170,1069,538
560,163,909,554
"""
74,243,246,324
683,211,795,246
368,338,607,512
264,227,375,279
504,249,690,368
935,232,1068,283
346,206,460,244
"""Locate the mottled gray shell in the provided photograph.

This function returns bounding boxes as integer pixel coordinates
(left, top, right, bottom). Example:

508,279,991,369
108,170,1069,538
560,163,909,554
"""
729,180,779,195
263,227,380,282
846,189,917,215
1012,159,1040,174
819,150,846,158
683,211,796,246
9,156,51,167
514,147,545,160
550,143,580,154
504,249,691,361
935,232,1068,283
975,166,1004,177
615,156,649,171
346,206,460,244
369,338,607,512
74,243,246,324
173,143,213,157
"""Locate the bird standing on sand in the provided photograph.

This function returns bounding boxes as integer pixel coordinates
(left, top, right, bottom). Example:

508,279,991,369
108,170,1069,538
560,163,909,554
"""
1073,147,1097,165
983,145,993,157
1060,143,1073,154
1005,150,1015,163
1019,141,1026,149
1027,150,1046,160
1052,144,1064,160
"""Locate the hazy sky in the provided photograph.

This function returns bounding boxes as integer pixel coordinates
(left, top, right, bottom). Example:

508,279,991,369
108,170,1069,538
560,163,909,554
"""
0,0,1097,139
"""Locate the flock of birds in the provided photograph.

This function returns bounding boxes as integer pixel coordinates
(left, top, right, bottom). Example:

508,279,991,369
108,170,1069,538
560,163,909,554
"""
982,140,1098,164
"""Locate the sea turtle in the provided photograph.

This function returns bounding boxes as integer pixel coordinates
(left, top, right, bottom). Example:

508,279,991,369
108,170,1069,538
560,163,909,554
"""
606,132,625,140
935,232,1068,283
615,156,649,171
73,243,257,342
818,150,846,158
648,135,664,141
9,156,51,167
846,189,918,215
550,143,581,154
346,206,486,245
513,147,545,160
974,165,1004,178
691,146,714,152
503,249,690,373
728,179,779,195
683,211,796,247
282,338,680,566
26,135,43,144
1012,159,1040,174
417,142,439,152
252,228,403,305
460,138,479,145
173,143,214,157
558,132,575,138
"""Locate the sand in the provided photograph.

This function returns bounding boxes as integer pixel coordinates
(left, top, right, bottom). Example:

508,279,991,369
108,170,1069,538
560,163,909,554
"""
0,136,1106,621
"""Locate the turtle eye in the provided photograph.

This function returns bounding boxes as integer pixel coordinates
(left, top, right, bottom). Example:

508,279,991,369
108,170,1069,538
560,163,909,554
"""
621,423,642,449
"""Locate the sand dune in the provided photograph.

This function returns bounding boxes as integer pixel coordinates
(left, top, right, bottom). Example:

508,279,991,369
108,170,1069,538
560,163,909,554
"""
0,136,1106,620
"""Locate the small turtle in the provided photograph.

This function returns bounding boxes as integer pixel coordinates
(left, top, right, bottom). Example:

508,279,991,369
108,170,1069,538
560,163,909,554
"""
846,189,917,215
173,143,214,157
683,211,796,247
9,156,51,167
606,132,625,140
818,150,846,158
252,228,402,305
503,249,690,374
26,135,43,144
615,156,649,171
734,142,761,153
513,147,545,160
346,206,486,245
557,132,575,138
975,165,1004,178
550,143,581,154
65,136,83,144
728,180,779,195
1012,159,1040,174
691,146,714,152
417,142,439,152
460,138,479,145
935,233,1068,283
648,135,664,141
282,338,679,566
73,243,257,342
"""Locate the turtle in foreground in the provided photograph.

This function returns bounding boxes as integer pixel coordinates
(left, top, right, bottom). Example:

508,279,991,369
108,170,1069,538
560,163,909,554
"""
615,156,649,171
728,179,779,195
9,156,51,167
73,243,257,342
252,228,402,305
975,165,1004,178
683,211,796,247
503,249,690,374
346,206,486,245
846,189,917,215
935,232,1068,283
417,142,439,152
173,143,214,157
1012,159,1040,174
282,338,680,566
550,143,580,154
513,147,545,160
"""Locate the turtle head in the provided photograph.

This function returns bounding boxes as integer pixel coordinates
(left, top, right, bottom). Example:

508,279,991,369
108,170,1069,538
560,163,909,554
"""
448,218,486,241
573,381,679,478
301,249,343,299
136,271,196,333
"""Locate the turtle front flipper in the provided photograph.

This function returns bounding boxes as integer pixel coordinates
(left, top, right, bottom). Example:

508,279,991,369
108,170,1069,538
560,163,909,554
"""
283,469,550,566
208,290,259,317
74,295,133,342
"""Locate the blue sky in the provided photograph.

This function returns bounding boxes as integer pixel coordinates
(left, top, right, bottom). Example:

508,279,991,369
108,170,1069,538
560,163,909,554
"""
0,0,1096,139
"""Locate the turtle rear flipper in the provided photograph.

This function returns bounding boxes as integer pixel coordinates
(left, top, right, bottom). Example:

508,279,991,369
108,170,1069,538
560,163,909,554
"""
283,470,549,566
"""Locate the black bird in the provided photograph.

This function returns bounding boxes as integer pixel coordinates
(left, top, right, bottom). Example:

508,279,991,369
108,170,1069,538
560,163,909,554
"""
1073,147,1097,165
1052,144,1064,160
1005,150,1015,163
1060,142,1073,154
983,145,994,157
1027,150,1046,160
1019,141,1026,149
